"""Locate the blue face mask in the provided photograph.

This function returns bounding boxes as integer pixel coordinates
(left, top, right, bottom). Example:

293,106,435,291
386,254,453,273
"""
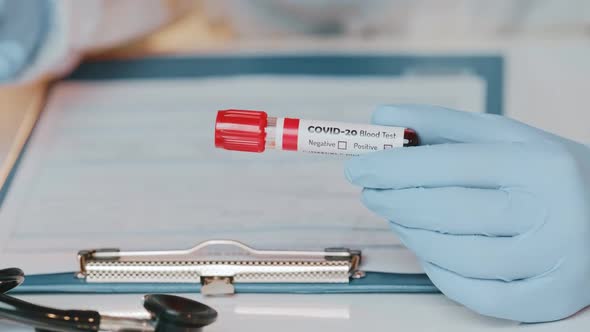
0,0,50,82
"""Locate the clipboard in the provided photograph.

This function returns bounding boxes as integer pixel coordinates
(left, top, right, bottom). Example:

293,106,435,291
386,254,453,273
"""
1,53,503,295
15,239,437,295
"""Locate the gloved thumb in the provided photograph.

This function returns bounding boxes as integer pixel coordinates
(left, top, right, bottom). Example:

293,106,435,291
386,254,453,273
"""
372,104,547,145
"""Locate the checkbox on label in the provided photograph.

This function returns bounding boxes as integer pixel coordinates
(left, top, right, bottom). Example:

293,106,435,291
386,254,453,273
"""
384,144,393,149
338,141,347,150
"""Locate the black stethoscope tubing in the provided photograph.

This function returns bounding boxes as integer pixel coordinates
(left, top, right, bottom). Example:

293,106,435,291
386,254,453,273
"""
0,268,217,332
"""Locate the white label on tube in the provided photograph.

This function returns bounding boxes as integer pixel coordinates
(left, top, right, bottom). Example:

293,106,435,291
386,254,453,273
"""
275,117,284,149
295,119,405,155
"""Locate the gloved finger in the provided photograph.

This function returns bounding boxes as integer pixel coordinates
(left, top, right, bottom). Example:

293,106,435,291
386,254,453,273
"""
0,41,26,80
362,187,543,236
372,104,547,145
422,261,586,322
390,222,558,281
345,143,530,189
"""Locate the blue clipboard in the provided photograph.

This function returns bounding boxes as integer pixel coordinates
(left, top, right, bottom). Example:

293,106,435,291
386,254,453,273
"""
5,54,503,294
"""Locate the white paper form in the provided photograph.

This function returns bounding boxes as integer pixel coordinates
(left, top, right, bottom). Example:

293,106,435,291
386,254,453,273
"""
0,74,484,275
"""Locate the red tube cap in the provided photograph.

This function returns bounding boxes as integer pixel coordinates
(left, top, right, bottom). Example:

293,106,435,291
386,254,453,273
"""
215,109,268,152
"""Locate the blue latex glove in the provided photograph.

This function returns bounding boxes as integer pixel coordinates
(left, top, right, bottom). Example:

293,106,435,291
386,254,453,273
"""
345,104,590,322
0,0,49,81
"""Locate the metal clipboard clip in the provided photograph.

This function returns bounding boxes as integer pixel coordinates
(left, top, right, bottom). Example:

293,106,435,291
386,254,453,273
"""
77,240,363,296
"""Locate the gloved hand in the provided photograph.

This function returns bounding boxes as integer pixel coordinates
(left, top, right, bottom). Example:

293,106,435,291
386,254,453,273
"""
0,0,48,82
345,104,590,322
0,0,186,84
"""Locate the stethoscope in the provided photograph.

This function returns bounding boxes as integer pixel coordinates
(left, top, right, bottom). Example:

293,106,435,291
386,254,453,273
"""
0,268,217,332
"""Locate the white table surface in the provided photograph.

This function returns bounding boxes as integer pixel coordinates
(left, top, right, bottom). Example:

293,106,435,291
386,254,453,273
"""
1,292,589,331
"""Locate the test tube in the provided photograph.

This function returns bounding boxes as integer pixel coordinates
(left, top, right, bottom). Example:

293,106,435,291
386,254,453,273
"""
214,109,419,155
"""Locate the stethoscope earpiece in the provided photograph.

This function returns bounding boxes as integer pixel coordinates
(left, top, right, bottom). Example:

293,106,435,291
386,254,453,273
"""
144,294,218,331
